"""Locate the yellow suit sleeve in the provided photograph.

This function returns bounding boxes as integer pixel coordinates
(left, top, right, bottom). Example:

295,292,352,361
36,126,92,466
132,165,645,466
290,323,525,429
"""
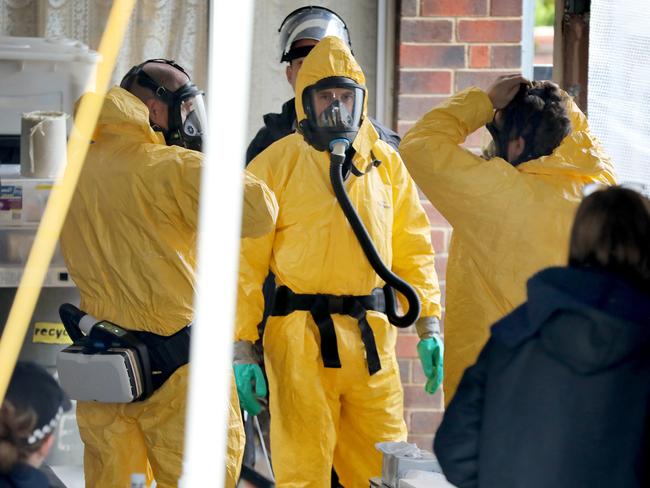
235,159,277,343
142,144,202,232
387,147,442,320
242,171,278,239
235,231,275,342
400,88,525,235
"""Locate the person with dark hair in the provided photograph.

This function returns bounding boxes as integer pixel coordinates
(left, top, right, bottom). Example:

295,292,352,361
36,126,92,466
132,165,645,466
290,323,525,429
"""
400,74,616,403
569,185,650,291
0,362,71,488
433,186,650,488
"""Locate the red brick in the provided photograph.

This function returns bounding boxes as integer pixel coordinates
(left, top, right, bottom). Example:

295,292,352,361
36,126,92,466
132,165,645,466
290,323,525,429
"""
491,0,523,16
457,20,521,43
397,121,414,137
407,434,435,449
404,384,443,408
422,201,450,226
397,95,447,121
399,44,465,69
435,254,448,278
469,45,490,68
398,358,411,384
411,410,444,434
401,0,418,16
400,19,453,43
396,333,419,358
412,359,427,384
399,70,452,95
422,0,487,16
491,45,521,68
455,70,518,91
430,228,447,252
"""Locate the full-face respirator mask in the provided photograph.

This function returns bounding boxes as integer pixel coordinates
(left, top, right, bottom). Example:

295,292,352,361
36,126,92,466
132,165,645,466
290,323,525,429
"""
299,76,364,152
120,59,207,152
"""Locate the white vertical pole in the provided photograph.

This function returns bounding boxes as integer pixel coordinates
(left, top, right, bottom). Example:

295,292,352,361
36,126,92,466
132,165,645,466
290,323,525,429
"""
521,0,536,79
181,0,254,486
376,0,387,122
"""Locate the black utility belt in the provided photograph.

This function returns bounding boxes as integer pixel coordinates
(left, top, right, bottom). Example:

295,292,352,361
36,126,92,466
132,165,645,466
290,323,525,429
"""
57,303,191,403
136,326,192,391
270,286,385,375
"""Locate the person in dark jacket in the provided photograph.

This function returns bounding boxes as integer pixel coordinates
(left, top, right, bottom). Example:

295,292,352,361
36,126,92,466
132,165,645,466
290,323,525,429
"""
245,6,400,164
0,362,71,488
434,185,650,488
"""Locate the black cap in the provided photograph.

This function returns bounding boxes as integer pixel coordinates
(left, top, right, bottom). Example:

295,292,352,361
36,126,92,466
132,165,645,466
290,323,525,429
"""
5,362,72,445
283,44,316,63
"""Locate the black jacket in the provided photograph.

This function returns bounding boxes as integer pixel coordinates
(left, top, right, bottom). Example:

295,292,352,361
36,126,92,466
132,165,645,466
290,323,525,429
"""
245,98,401,165
0,464,51,488
434,266,650,488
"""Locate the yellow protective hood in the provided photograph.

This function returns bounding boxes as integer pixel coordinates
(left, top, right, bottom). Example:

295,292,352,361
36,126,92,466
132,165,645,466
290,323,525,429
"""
86,87,277,239
82,86,166,145
295,36,377,157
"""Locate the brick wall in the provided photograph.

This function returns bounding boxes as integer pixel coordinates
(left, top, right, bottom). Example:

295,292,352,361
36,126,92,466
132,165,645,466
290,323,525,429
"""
395,0,523,448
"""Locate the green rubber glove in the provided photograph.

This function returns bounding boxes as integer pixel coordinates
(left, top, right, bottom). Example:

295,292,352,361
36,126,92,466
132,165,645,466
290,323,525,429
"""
417,336,444,395
233,363,267,416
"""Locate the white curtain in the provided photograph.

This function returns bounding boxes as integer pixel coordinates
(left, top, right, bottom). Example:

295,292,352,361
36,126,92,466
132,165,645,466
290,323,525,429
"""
0,0,209,88
589,0,650,186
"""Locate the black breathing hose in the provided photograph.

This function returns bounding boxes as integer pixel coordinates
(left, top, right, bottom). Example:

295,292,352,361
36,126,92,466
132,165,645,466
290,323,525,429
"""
59,303,85,342
329,144,421,328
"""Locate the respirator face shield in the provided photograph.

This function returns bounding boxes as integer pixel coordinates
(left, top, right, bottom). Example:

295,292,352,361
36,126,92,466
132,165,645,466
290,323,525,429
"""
166,86,207,152
300,77,365,151
120,59,206,152
485,109,510,161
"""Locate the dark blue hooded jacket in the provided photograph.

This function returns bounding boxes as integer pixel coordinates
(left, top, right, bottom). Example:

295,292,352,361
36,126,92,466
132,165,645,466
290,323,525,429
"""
434,266,650,488
0,463,50,488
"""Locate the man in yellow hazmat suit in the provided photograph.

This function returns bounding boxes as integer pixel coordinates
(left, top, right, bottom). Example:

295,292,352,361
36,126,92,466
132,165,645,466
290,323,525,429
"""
400,75,616,403
60,60,277,488
234,36,442,487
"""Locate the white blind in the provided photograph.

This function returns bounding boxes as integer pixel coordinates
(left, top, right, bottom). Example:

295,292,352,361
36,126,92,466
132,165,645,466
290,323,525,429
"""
588,0,650,186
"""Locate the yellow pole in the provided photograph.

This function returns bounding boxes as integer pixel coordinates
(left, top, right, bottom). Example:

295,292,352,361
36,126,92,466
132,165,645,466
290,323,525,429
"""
0,0,136,404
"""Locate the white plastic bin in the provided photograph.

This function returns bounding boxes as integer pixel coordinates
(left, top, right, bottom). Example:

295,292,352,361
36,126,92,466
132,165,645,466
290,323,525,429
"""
0,36,100,135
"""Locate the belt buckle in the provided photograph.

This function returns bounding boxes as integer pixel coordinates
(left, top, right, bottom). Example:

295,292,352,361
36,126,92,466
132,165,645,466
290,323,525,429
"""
328,296,344,315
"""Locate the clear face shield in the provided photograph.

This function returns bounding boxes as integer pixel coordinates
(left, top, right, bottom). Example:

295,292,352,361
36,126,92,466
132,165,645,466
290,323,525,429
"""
166,84,206,152
179,93,207,146
279,6,352,62
312,86,363,130
300,77,365,152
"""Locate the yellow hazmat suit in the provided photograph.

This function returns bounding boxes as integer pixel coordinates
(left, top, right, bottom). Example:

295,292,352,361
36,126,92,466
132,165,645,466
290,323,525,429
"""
61,87,276,487
237,36,442,487
400,87,616,403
